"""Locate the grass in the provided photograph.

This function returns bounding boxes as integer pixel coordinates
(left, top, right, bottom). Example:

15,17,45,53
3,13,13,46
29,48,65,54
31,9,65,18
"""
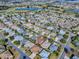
60,39,66,44
49,52,58,59
13,41,20,46
70,43,78,50
34,54,41,59
63,34,68,39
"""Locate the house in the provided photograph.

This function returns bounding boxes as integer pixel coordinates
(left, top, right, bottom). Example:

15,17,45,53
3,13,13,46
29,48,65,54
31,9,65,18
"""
39,50,50,58
59,30,66,35
24,41,35,49
14,35,24,41
48,33,56,38
42,32,45,35
41,57,48,59
3,28,13,36
4,20,11,26
72,55,79,59
64,55,70,59
47,26,54,30
9,32,15,36
64,45,71,52
0,23,5,30
11,24,18,30
77,32,79,35
0,45,5,54
36,36,45,45
29,53,37,59
0,50,13,59
0,15,4,19
3,28,12,33
31,45,42,53
31,36,36,40
55,35,63,42
21,17,25,20
41,40,51,49
49,44,58,52
17,28,24,34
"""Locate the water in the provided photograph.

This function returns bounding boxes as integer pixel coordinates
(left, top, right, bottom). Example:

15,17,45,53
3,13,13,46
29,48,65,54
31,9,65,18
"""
66,9,79,13
72,9,79,13
15,7,44,11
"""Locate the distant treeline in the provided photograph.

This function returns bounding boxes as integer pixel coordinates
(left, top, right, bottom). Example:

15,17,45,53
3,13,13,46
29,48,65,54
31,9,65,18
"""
0,6,10,10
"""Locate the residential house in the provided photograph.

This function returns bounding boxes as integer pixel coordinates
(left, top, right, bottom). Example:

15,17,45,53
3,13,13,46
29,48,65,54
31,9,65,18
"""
0,50,13,59
0,45,5,54
39,50,50,58
41,40,51,49
49,44,58,52
10,24,18,30
29,53,37,59
59,30,66,35
55,35,63,42
31,45,42,53
17,28,24,34
72,56,79,59
3,28,12,33
64,55,70,59
31,36,36,41
47,26,54,30
14,35,24,41
64,45,71,53
36,36,45,45
24,41,35,49
0,23,5,30
41,58,48,59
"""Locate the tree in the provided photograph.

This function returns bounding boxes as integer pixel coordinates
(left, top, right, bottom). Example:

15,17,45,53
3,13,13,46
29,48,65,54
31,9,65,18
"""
75,13,79,17
9,36,14,41
14,41,20,46
53,51,59,56
4,32,9,36
0,39,5,45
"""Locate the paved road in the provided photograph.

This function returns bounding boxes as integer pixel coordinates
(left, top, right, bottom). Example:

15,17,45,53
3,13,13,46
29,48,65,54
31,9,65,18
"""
58,32,73,59
0,33,30,59
8,40,30,59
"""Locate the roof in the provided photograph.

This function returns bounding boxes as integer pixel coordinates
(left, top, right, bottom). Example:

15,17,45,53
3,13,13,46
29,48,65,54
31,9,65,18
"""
11,24,18,30
41,40,51,48
4,28,12,33
0,50,13,59
0,45,5,53
31,36,36,40
36,36,45,44
24,41,34,48
65,45,71,52
0,23,5,29
17,28,24,34
75,42,79,46
31,45,41,53
72,56,79,59
49,44,58,52
39,50,50,58
59,30,65,35
55,35,63,41
14,35,23,41
41,57,48,59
